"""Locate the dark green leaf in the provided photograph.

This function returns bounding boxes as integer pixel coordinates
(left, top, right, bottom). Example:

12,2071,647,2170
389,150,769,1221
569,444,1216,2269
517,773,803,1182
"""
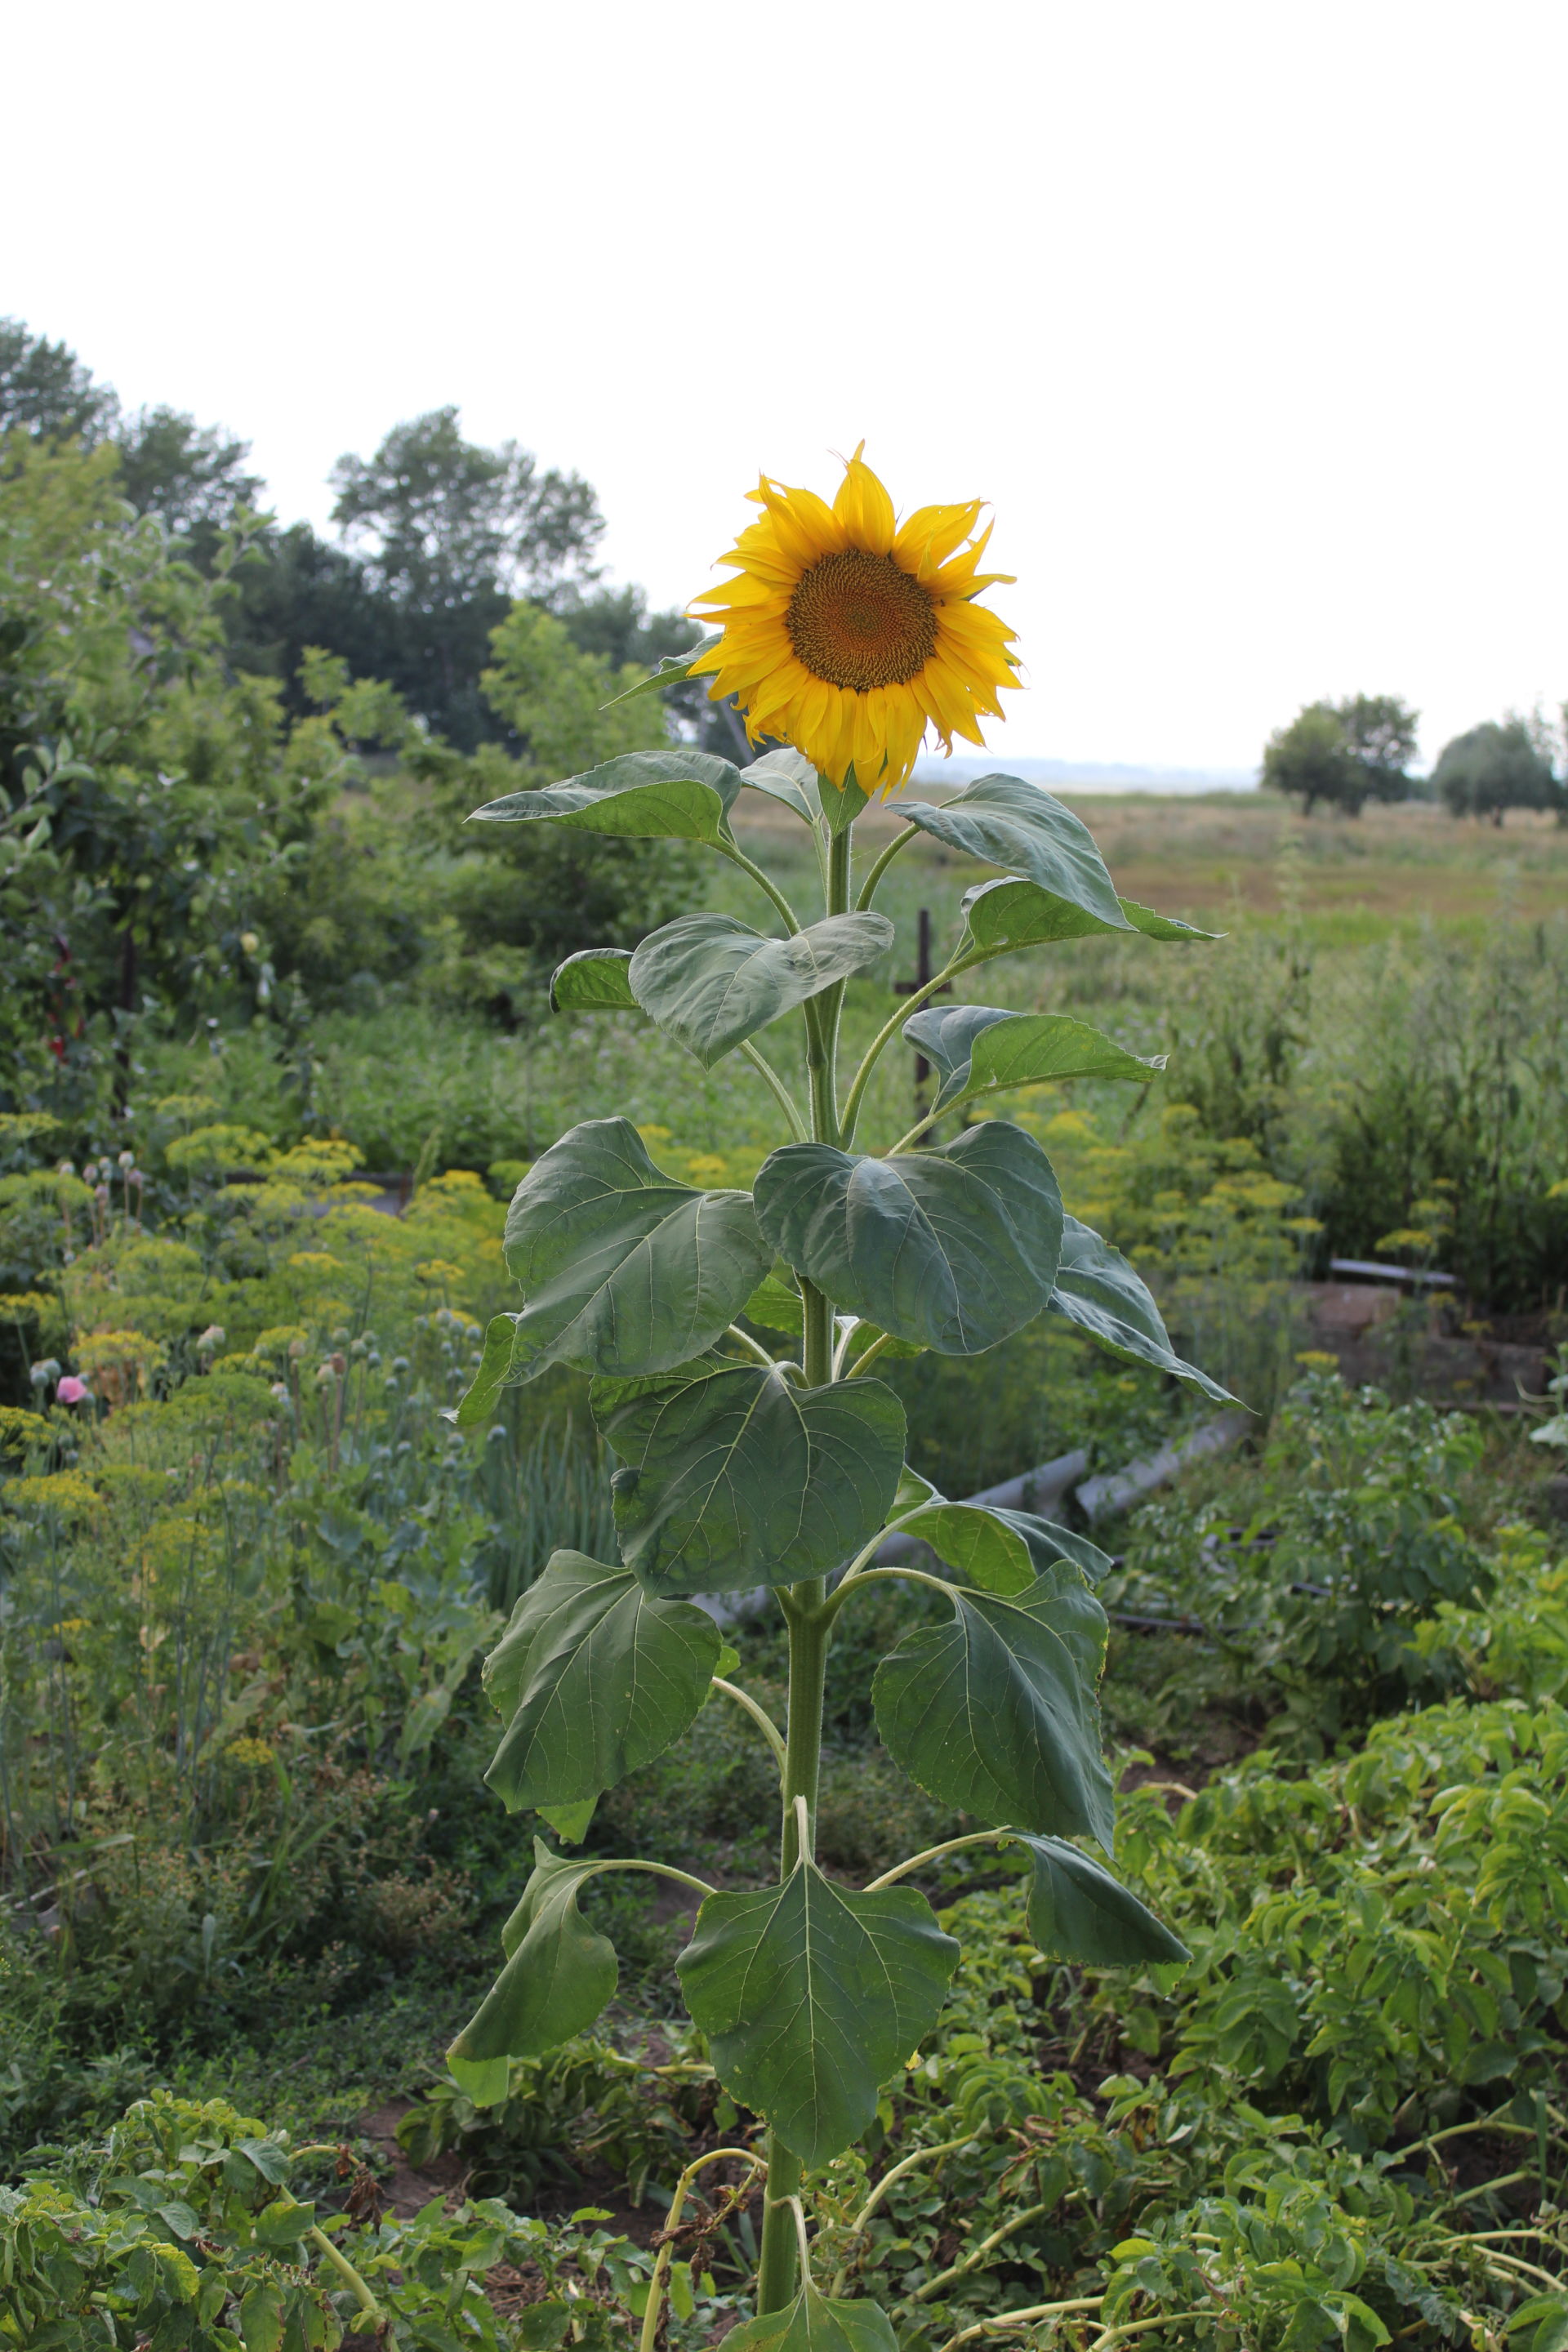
594,1361,906,1595
984,1507,1113,1586
483,1550,721,1810
742,749,820,824
897,776,1129,925
873,1570,1115,1847
453,1119,770,1419
960,875,1222,953
550,949,638,1013
724,2285,901,2352
448,1841,616,2096
600,632,722,709
470,748,744,844
902,1004,1164,1115
1050,1214,1238,1404
540,1795,597,1845
754,1122,1063,1356
677,1858,959,2165
1017,1833,1190,1965
630,912,893,1067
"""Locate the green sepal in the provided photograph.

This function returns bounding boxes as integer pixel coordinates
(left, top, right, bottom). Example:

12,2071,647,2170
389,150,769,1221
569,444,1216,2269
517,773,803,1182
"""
483,1550,721,1811
754,1122,1063,1357
1016,1833,1191,1966
470,748,744,844
550,948,638,1013
816,767,874,834
599,632,722,709
1050,1214,1239,1405
872,1567,1115,1850
897,775,1129,926
903,1004,1165,1115
630,911,893,1067
724,2285,901,2352
448,1841,616,2093
593,1359,906,1596
677,1855,959,2166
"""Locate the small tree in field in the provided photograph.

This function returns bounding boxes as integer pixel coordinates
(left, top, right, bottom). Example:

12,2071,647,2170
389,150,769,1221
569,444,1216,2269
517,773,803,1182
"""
447,448,1229,2339
1432,716,1561,826
1263,693,1417,815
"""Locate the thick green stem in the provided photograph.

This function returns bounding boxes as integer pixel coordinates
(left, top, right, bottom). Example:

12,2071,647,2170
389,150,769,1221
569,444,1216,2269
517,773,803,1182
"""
855,822,917,911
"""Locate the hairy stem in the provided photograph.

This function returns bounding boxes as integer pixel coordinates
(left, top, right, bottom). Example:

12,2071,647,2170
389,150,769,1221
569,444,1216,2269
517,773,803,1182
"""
740,1040,808,1140
839,949,976,1149
865,1829,1013,1891
305,2225,384,2322
711,1676,787,1770
725,1323,782,1368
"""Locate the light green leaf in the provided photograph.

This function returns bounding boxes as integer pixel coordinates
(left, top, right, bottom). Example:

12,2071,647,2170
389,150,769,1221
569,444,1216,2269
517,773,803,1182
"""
960,875,1223,953
550,949,638,1013
873,1568,1115,1848
844,1319,926,1364
754,1122,1063,1356
448,1840,616,2091
1120,897,1223,942
600,632,722,709
744,1269,804,1337
483,1550,720,1810
724,2284,901,2352
896,1501,1036,1595
452,1119,769,1420
471,748,744,844
239,2278,285,2352
817,768,875,834
903,1004,1165,1115
1016,1833,1191,1965
1050,1214,1238,1404
677,1856,959,2165
595,1359,906,1595
540,1795,598,1845
742,748,821,824
630,911,893,1067
984,1506,1114,1585
898,775,1130,925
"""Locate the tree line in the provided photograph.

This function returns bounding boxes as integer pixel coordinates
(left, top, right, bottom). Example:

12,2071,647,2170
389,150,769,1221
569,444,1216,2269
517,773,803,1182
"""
1262,693,1566,822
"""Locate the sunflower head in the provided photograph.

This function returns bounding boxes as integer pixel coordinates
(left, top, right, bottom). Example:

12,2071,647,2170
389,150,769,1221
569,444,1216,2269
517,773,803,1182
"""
688,445,1019,797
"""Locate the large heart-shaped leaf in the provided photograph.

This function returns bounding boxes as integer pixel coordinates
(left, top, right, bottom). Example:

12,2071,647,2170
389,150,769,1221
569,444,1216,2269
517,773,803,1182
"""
873,1568,1115,1849
903,1004,1164,1115
594,1361,906,1595
894,776,1130,927
471,749,744,844
1050,1214,1237,1404
454,1120,770,1419
754,1122,1063,1356
483,1551,721,1811
1017,1834,1191,1967
677,1858,959,2165
961,875,1223,954
742,748,820,825
630,912,894,1067
550,949,638,1013
724,2287,900,2352
448,1841,616,2100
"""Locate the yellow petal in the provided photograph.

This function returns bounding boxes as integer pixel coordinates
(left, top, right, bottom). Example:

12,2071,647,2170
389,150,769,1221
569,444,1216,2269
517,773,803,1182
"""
832,449,897,555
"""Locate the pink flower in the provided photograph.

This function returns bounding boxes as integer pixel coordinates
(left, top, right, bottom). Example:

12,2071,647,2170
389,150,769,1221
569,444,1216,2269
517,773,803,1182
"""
56,1376,91,1405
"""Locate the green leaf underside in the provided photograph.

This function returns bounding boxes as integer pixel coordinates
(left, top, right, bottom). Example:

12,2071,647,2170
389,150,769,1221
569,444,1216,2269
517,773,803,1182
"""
724,2287,901,2352
600,632,722,709
744,1270,804,1337
742,748,820,824
454,1119,769,1419
1018,1833,1192,1966
896,776,1130,928
630,911,894,1067
449,1841,616,2092
483,1550,720,1811
677,1859,959,2166
550,948,638,1013
595,1361,906,1596
961,874,1223,952
903,1004,1165,1115
873,1568,1115,1850
1049,1214,1239,1405
755,1122,1064,1356
470,748,745,844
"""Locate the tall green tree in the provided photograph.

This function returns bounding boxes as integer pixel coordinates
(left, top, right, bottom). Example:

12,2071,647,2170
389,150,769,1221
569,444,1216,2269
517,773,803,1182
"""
1262,693,1419,815
1432,717,1561,826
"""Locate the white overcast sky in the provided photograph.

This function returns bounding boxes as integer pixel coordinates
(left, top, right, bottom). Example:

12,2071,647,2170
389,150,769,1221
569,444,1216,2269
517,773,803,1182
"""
6,0,1566,773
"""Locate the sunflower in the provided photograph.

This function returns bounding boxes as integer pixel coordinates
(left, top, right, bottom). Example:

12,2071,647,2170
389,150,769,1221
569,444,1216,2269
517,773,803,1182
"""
688,445,1019,795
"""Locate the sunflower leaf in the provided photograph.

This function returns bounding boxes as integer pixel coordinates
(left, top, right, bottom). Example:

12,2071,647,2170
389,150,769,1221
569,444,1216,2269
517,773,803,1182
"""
470,748,744,845
550,949,639,1013
448,1841,617,2094
742,749,821,825
599,633,723,710
754,1122,1063,1356
902,1004,1165,1115
630,912,894,1067
1016,1833,1191,1966
723,2286,901,2352
960,875,1223,953
1050,1214,1239,1404
897,776,1131,925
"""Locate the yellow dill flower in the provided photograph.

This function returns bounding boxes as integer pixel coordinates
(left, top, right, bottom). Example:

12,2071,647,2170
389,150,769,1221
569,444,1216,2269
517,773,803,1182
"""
689,444,1019,795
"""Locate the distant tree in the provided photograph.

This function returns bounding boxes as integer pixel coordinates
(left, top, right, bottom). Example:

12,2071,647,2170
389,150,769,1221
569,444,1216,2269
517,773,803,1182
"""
0,318,117,443
1262,693,1419,816
114,406,264,559
1432,718,1560,826
555,582,748,759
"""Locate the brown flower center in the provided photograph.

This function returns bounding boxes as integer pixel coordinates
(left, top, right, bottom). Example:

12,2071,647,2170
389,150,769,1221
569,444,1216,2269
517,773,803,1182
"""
786,550,938,692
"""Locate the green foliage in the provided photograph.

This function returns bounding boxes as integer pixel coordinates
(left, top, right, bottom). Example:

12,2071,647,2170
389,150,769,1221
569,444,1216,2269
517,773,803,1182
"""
1433,715,1561,824
1263,694,1419,816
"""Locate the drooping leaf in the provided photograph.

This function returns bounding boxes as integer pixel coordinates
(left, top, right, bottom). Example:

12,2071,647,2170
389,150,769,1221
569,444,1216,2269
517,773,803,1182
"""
742,748,821,825
983,1506,1113,1586
724,2285,901,2352
550,949,639,1013
902,1004,1164,1115
754,1122,1063,1356
873,1569,1115,1848
483,1551,721,1810
470,748,744,844
895,1501,1036,1595
1120,898,1223,942
896,776,1130,926
600,632,723,709
1017,1833,1191,1966
630,911,893,1067
448,1841,616,2095
960,875,1223,954
677,1857,959,2165
452,1119,770,1419
594,1360,906,1595
1050,1214,1238,1404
